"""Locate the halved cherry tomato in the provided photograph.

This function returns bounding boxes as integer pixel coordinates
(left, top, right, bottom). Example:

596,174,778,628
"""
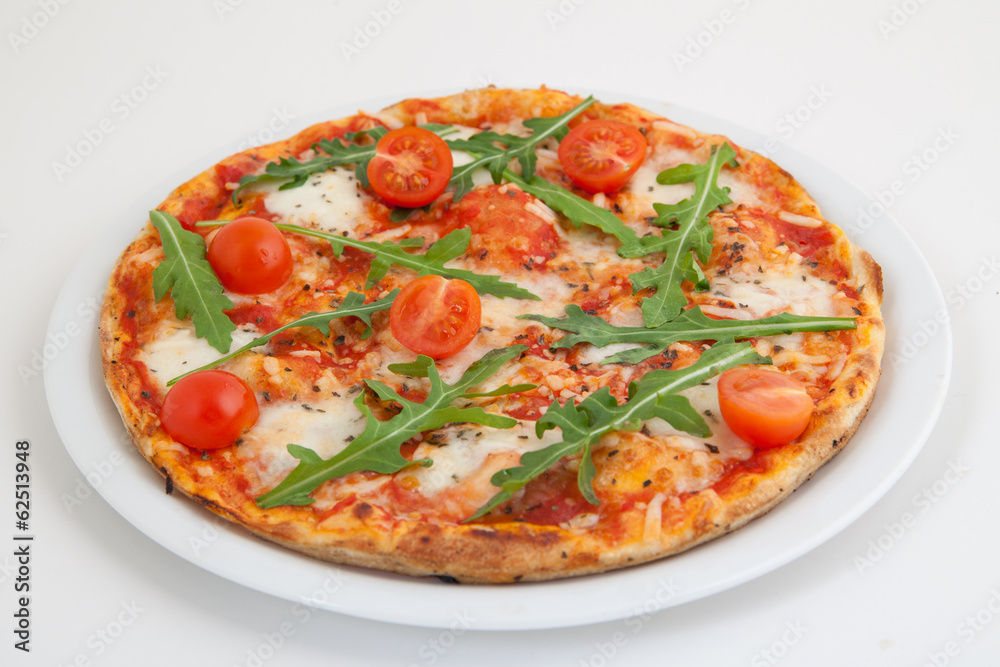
557,119,647,193
366,127,453,208
717,366,814,449
207,217,293,294
389,275,481,359
160,370,259,450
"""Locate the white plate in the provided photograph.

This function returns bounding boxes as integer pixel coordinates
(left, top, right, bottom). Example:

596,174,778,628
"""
44,91,952,631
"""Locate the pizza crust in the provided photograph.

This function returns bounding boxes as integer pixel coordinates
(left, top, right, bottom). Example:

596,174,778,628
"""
100,87,884,583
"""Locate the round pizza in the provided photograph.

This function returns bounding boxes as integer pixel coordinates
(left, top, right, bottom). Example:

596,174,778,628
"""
99,87,884,583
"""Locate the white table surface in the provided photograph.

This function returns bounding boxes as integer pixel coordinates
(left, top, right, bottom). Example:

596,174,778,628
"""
3,0,998,664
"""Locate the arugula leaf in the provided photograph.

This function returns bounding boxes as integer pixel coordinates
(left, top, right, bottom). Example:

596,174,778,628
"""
149,210,235,353
468,341,767,520
232,154,354,205
234,98,593,209
502,170,646,258
523,305,857,364
233,129,385,203
312,126,388,188
444,95,596,186
475,395,607,517
256,346,529,509
273,223,540,300
505,96,597,180
446,143,507,202
166,290,398,386
630,143,739,327
231,125,416,203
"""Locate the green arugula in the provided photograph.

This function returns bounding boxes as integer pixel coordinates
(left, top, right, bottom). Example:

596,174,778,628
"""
256,346,531,509
231,126,388,204
165,290,398,386
468,341,767,520
272,223,539,301
630,143,739,327
502,171,646,258
149,210,235,354
523,305,858,364
447,146,506,203
445,96,595,188
232,125,465,203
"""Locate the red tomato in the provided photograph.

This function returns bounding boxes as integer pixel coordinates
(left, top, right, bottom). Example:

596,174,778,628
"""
366,127,453,208
717,366,814,449
160,370,260,450
207,217,293,294
390,275,481,359
558,120,647,193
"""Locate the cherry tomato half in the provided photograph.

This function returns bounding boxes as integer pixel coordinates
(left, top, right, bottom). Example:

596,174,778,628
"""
366,126,454,208
207,217,294,295
160,370,259,450
717,366,814,449
389,275,481,359
558,119,647,193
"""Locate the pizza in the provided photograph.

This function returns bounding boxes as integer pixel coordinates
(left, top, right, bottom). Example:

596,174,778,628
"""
99,87,884,583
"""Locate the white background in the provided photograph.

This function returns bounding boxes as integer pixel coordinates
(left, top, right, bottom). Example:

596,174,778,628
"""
2,0,998,665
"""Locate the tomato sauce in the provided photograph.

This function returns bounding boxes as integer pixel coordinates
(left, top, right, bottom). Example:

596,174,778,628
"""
435,185,561,273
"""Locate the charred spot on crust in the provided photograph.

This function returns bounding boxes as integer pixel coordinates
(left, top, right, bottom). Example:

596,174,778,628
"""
352,502,373,521
160,467,173,495
436,575,460,584
470,528,499,540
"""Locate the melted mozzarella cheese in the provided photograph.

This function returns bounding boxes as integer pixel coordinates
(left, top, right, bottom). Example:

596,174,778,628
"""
626,162,694,215
705,264,842,319
642,377,754,460
718,170,763,207
236,391,369,490
139,323,261,388
265,167,365,236
404,422,562,498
